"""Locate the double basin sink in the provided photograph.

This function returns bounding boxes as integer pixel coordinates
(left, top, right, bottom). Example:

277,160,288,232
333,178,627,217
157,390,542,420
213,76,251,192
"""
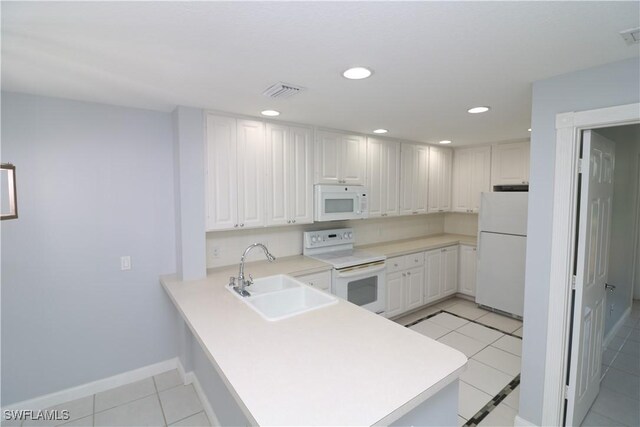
227,274,338,321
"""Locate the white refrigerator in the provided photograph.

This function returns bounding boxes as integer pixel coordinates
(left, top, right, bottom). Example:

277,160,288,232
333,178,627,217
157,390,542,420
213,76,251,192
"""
476,192,528,317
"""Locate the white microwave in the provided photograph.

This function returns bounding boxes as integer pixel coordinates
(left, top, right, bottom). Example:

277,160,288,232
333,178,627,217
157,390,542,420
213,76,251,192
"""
314,185,369,222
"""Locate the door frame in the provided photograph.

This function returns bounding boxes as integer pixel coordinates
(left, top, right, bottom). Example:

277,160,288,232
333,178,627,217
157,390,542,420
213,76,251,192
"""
632,153,640,301
541,103,640,426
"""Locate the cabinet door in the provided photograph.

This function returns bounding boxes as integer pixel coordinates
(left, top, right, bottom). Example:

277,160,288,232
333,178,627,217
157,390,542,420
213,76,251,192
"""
424,250,442,304
458,245,478,296
414,145,429,214
491,141,530,186
315,131,341,184
399,143,416,215
289,126,314,224
405,267,425,311
442,246,459,296
386,272,405,318
265,123,289,226
452,149,472,213
366,137,384,217
236,119,266,229
367,138,400,217
341,134,366,185
470,146,492,213
205,114,238,230
428,146,452,213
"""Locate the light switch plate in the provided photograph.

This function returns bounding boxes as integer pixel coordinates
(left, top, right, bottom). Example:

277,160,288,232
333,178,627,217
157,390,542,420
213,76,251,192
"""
121,256,131,271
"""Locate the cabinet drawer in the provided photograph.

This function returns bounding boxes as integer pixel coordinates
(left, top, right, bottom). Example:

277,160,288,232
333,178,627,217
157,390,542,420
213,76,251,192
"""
387,256,405,273
403,252,425,268
295,270,332,291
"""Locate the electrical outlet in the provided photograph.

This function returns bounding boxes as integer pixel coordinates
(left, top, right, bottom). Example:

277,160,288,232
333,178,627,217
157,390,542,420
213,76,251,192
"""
609,304,615,317
120,256,131,271
211,246,220,258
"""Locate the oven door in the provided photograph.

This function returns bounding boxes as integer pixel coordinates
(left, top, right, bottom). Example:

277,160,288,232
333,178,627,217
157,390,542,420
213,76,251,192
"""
332,262,386,314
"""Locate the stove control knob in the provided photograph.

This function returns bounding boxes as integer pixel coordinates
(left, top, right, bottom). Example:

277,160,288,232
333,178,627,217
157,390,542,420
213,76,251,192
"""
348,232,353,239
343,232,348,239
311,236,317,243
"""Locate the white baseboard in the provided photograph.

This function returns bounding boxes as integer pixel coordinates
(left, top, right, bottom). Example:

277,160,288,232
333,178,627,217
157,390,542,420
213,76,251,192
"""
603,306,631,349
514,414,537,426
184,372,221,427
2,358,182,413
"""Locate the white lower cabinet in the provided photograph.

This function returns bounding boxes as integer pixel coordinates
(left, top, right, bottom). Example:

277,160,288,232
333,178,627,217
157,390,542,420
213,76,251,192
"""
424,246,458,304
385,253,425,318
458,244,477,296
295,270,332,292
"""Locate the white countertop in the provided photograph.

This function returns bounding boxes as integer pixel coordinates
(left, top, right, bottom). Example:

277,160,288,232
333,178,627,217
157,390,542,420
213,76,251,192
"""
162,252,468,426
359,233,477,258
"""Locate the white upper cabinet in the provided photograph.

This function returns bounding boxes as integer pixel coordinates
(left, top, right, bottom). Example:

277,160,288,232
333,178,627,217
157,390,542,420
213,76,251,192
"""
399,143,429,216
206,115,266,231
315,130,366,185
452,146,491,213
366,137,400,217
265,123,313,227
428,146,453,213
491,141,531,186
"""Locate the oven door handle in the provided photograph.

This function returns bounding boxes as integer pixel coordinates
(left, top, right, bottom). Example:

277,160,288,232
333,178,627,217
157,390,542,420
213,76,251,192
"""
335,264,386,278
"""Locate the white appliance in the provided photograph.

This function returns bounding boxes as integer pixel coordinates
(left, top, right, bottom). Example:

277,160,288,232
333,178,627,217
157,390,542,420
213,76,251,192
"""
476,192,528,317
303,228,386,314
314,185,369,222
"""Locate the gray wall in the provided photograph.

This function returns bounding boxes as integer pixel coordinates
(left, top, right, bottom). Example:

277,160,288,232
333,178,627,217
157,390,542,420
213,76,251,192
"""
598,125,640,334
520,57,640,425
1,92,180,405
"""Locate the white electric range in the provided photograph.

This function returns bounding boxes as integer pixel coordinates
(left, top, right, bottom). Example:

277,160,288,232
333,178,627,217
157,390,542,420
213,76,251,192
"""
303,228,387,314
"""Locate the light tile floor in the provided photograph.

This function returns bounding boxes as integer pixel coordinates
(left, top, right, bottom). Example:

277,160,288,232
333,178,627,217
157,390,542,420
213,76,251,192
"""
397,297,523,427
9,370,210,427
581,300,640,427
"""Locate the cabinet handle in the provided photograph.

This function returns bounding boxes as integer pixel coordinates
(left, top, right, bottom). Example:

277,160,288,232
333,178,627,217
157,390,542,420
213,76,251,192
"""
309,282,314,286
402,273,406,277
287,220,291,224
412,211,418,215
234,224,238,228
240,224,245,227
292,220,296,223
394,263,399,267
407,272,411,276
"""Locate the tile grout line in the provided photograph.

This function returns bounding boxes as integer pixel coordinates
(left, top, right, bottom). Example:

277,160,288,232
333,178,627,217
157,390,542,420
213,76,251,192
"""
92,394,95,427
152,377,169,427
169,410,207,427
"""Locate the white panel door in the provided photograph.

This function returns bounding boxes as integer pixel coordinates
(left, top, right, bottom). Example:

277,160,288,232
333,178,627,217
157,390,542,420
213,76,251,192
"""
424,250,442,304
236,119,265,229
341,134,366,185
452,149,472,213
265,123,289,226
290,126,314,225
315,131,341,184
566,131,615,427
458,245,477,296
205,114,238,230
386,272,405,318
428,146,452,213
366,137,383,217
470,146,492,213
399,143,416,215
405,267,425,311
442,246,458,296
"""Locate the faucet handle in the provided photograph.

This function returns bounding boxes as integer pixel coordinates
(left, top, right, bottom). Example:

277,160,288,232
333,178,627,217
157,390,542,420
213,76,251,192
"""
246,274,254,286
229,276,236,287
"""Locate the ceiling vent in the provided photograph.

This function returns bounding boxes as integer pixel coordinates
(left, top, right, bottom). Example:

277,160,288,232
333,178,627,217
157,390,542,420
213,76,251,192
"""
620,27,640,45
263,82,305,99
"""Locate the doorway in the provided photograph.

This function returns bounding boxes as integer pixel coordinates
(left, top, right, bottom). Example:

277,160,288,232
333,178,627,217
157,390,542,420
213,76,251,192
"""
539,103,640,426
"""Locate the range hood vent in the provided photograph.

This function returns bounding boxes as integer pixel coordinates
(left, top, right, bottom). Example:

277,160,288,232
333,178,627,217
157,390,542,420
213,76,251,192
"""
620,27,640,45
263,82,305,99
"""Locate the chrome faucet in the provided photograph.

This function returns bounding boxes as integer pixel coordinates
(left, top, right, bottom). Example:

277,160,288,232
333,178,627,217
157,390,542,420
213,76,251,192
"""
230,243,276,297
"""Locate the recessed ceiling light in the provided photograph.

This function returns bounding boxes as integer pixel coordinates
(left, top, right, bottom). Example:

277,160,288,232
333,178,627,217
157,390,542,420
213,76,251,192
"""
261,110,280,117
439,140,452,145
342,67,373,80
373,129,388,134
467,106,490,114
528,128,532,132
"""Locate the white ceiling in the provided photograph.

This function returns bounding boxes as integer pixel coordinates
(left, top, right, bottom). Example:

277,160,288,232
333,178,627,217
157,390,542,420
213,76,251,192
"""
2,1,639,146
